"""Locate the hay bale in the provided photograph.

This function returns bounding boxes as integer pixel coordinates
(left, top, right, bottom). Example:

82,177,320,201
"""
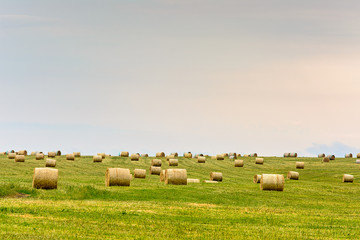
210,172,222,182
197,156,206,163
45,159,56,168
224,153,229,157
105,168,131,186
171,152,178,157
255,158,264,164
211,156,217,160
73,152,81,157
56,150,61,156
66,154,75,161
345,153,353,158
166,155,175,161
187,178,200,183
169,159,178,166
289,153,297,157
283,153,290,157
234,160,244,167
134,169,146,179
10,150,15,153
8,153,16,159
357,153,360,158
296,162,305,169
120,151,129,157
250,153,258,157
244,154,250,157
322,157,330,163
253,174,261,183
93,155,102,162
151,159,162,166
18,150,27,156
260,174,284,191
165,169,187,185
141,154,149,157
30,152,36,156
355,160,360,164
0,152,6,155
150,166,161,175
287,171,299,180
184,152,192,158
216,154,225,160
32,168,58,189
130,154,140,161
15,155,25,162
156,152,165,157
36,153,44,160
318,153,325,158
327,155,335,160
229,152,237,159
236,153,242,158
343,174,354,183
48,152,56,158
97,153,106,159
204,180,218,183
160,170,166,181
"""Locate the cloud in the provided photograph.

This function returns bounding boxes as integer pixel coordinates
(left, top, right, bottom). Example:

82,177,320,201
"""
306,142,360,157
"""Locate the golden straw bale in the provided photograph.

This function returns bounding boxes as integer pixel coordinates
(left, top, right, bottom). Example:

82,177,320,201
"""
150,166,161,175
66,154,75,161
160,170,166,182
187,178,200,183
130,154,140,161
134,169,146,179
169,159,178,166
15,155,25,162
253,174,261,183
45,159,56,168
255,158,264,164
343,174,354,183
197,156,206,163
184,152,192,158
36,153,44,160
32,168,58,189
234,160,244,167
216,154,225,160
156,152,165,157
260,174,284,191
210,172,222,181
287,171,299,180
151,159,162,166
48,152,56,158
120,151,129,157
105,168,131,186
296,162,305,169
165,169,187,185
93,155,102,162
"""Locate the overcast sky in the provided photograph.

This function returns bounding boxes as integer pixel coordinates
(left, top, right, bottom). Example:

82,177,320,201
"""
1,0,360,156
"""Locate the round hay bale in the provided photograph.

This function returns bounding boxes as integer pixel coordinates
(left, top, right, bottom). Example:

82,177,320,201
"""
255,158,264,164
216,154,225,160
10,150,15,153
160,170,166,182
48,152,56,158
224,153,229,157
36,153,44,160
283,153,290,157
8,153,16,159
287,171,299,180
197,156,206,163
229,152,237,159
236,153,242,158
130,154,140,161
355,160,360,164
260,174,284,191
357,153,360,158
343,174,354,183
171,152,178,157
156,152,165,157
322,157,330,163
244,154,250,157
318,153,325,158
134,169,146,179
166,155,175,161
32,168,58,189
15,155,25,162
187,178,200,183
141,154,149,157
45,159,56,168
184,152,192,158
250,153,258,157
97,153,106,159
204,180,218,183
18,150,27,156
345,153,353,158
150,166,161,175
210,172,222,182
211,156,217,160
30,152,36,156
327,155,335,160
253,174,261,183
165,169,187,185
289,153,297,157
120,151,129,157
66,154,75,161
151,159,162,166
93,155,102,162
56,150,61,156
169,159,178,166
105,168,131,186
296,162,305,169
234,160,244,167
73,152,81,157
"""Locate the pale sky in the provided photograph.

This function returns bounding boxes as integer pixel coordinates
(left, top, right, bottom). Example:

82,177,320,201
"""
1,0,360,156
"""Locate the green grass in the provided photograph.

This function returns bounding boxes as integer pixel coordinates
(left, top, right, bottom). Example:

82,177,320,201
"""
1,154,360,239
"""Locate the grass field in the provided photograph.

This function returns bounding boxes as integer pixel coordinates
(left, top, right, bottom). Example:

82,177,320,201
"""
1,154,360,239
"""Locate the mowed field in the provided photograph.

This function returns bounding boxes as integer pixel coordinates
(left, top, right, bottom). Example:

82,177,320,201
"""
1,155,360,239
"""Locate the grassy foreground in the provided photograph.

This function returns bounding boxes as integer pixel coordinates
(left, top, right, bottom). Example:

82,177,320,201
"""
1,154,360,239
